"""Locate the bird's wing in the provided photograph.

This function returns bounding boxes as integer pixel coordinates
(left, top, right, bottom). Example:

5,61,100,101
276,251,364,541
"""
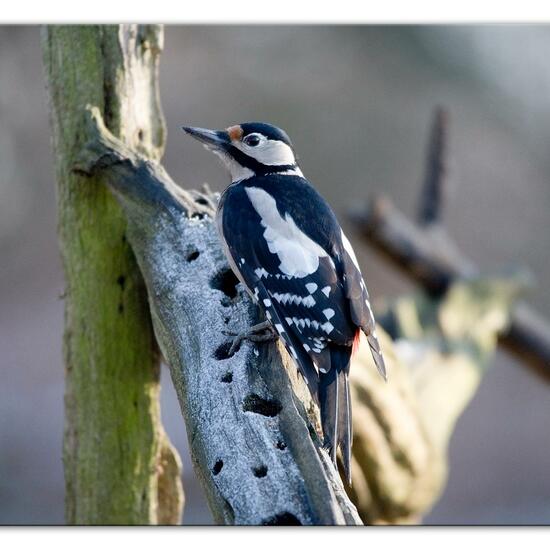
339,229,387,379
218,181,357,387
219,176,386,379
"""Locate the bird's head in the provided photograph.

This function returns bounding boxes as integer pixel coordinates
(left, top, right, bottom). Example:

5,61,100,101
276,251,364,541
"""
181,122,302,182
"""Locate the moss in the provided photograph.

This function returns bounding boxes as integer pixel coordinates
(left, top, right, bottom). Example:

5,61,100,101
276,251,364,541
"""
42,25,180,525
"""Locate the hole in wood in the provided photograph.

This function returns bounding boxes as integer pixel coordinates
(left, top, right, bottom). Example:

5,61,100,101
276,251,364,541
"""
242,394,282,417
214,341,234,360
195,196,209,205
212,459,223,476
253,465,268,478
261,513,302,526
221,372,233,383
116,274,126,290
210,268,239,300
186,249,200,262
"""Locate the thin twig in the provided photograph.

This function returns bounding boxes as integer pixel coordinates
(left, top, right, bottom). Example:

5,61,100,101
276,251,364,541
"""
418,107,449,226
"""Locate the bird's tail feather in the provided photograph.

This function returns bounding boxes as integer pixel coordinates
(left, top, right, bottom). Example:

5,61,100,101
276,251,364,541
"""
319,346,353,485
366,330,387,381
338,369,352,485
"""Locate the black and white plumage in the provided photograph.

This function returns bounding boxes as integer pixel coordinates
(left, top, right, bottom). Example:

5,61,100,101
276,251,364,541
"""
182,122,386,483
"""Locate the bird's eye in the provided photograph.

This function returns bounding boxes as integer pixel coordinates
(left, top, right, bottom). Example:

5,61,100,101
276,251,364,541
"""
244,134,261,147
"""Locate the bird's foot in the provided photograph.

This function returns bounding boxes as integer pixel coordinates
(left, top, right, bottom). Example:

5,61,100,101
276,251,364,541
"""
222,320,278,356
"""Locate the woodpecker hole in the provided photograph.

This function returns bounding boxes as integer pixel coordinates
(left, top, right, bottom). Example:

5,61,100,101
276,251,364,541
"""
116,274,126,290
212,459,223,476
261,513,302,526
117,275,126,314
242,394,282,417
276,440,287,451
186,247,200,262
210,268,239,300
221,372,233,383
253,465,268,478
214,341,234,360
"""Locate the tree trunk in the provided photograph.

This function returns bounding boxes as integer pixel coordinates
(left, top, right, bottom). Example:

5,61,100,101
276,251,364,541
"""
41,24,183,525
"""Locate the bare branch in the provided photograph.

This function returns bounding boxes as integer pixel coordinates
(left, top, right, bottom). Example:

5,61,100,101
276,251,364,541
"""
349,110,550,381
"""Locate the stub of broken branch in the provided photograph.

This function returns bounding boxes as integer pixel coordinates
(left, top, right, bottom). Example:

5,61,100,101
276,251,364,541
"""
75,106,361,525
418,107,449,226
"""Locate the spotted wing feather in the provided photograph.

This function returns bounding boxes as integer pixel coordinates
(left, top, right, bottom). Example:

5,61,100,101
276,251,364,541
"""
340,233,387,380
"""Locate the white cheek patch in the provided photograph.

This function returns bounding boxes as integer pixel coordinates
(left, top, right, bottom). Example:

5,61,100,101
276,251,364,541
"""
245,187,330,278
235,139,296,166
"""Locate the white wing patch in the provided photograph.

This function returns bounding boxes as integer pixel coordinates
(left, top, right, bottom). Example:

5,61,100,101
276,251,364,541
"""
245,187,331,278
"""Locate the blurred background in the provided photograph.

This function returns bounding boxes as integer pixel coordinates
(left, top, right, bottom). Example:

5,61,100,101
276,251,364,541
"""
1,25,550,525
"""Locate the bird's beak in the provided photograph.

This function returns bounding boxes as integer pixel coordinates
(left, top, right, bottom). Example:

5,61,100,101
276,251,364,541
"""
181,126,230,151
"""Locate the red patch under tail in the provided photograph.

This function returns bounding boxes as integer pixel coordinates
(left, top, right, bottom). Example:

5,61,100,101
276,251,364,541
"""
352,328,361,357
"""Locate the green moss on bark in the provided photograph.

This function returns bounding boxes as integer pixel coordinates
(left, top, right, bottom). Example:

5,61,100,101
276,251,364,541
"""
42,24,182,525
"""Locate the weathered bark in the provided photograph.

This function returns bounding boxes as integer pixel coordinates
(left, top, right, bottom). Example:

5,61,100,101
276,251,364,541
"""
42,25,183,525
74,107,362,525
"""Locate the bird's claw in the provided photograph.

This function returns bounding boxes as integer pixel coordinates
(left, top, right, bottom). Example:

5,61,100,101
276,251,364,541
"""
222,321,278,357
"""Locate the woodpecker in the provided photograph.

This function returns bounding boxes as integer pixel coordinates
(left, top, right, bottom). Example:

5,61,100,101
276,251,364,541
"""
182,122,386,483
